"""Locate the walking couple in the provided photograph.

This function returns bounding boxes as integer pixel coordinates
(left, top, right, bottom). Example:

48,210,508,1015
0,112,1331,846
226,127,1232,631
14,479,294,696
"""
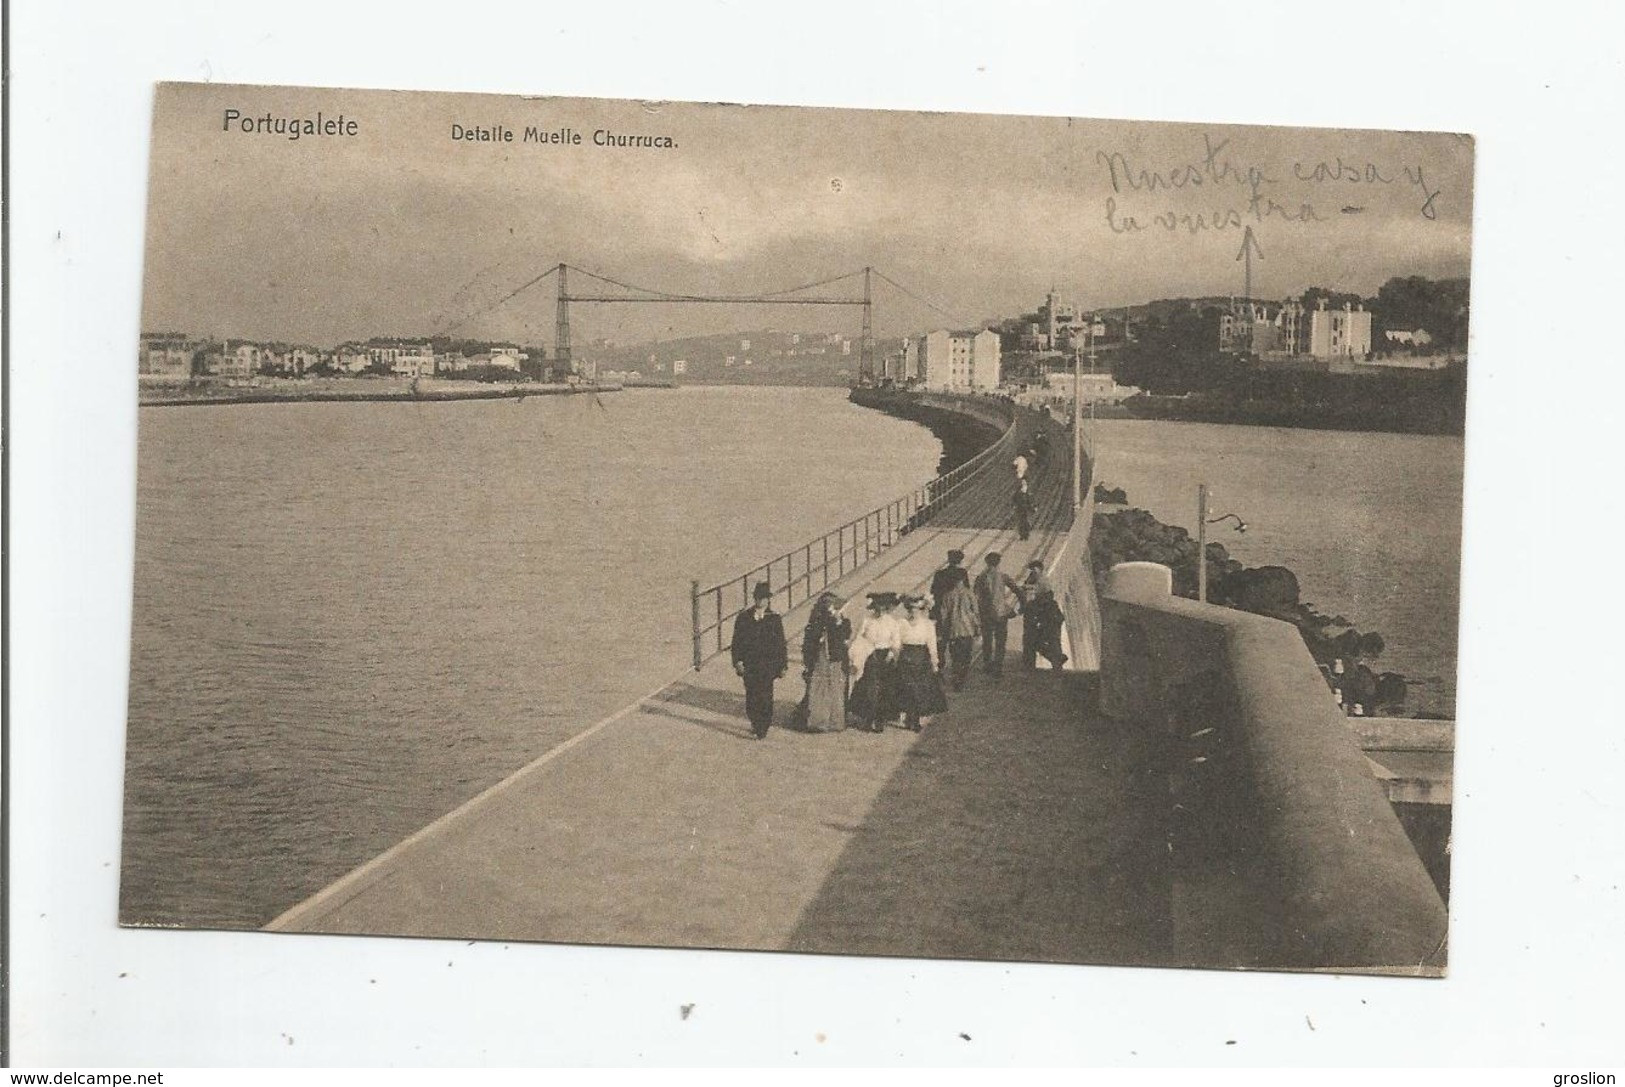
733,583,857,739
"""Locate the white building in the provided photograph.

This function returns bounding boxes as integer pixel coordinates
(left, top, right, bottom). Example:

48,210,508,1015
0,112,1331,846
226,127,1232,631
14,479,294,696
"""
365,340,437,377
1045,370,1138,403
1308,301,1373,360
207,340,262,377
906,329,1002,390
138,333,196,377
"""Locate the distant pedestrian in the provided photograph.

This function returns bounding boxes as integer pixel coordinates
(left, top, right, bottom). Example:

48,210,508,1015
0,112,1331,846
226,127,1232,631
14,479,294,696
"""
1012,451,1029,481
1014,479,1034,540
848,592,903,732
799,593,851,733
974,552,1024,679
731,582,788,739
929,548,969,665
1032,430,1051,465
895,594,949,731
937,573,980,691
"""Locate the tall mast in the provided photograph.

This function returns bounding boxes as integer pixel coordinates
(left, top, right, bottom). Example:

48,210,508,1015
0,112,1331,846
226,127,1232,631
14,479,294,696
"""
860,265,874,382
555,262,572,374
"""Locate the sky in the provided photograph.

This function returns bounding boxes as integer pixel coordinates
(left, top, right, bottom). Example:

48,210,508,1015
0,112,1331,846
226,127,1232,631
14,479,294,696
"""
140,83,1475,348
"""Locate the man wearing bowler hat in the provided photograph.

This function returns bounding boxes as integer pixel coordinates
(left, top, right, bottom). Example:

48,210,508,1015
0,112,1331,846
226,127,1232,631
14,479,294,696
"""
732,581,788,739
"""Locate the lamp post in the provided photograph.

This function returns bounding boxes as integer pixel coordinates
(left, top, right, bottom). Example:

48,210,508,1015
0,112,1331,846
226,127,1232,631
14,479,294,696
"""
1196,483,1247,603
1072,342,1082,513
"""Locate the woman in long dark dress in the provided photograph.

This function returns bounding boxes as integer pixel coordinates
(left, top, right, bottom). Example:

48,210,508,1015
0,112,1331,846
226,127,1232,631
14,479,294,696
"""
800,593,851,732
895,593,949,731
848,592,902,732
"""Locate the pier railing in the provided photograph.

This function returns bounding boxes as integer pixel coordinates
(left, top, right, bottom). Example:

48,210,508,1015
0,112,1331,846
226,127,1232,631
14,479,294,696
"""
690,393,1019,670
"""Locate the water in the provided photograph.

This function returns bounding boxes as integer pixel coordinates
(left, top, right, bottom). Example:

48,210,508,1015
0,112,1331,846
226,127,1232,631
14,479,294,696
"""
122,387,941,928
123,396,1462,929
1089,419,1463,716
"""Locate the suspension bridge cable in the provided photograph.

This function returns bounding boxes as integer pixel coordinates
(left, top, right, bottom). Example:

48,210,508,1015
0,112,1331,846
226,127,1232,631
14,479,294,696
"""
566,264,865,303
872,268,966,325
756,269,865,299
436,264,560,335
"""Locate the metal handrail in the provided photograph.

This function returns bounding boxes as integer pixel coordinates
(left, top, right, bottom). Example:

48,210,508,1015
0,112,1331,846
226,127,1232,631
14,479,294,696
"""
690,395,1021,669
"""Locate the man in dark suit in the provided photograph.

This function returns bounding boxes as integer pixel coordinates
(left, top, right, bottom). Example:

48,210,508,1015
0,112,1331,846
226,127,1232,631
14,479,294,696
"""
929,548,970,669
732,582,788,739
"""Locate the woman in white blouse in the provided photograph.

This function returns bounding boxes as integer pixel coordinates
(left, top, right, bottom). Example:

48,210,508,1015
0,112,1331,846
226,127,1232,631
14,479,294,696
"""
894,593,949,731
848,591,902,732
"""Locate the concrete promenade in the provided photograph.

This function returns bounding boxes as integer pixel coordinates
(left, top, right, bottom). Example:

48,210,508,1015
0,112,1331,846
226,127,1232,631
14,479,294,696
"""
268,409,1179,968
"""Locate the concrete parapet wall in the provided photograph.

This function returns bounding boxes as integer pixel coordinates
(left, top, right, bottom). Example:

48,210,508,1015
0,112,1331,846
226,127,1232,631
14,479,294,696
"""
1045,443,1101,670
1100,562,1448,972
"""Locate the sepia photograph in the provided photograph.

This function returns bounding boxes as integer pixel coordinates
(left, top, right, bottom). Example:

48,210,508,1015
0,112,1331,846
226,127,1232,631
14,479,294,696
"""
122,82,1471,976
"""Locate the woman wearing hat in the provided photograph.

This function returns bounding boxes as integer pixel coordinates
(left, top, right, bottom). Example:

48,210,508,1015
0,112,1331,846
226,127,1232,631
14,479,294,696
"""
895,593,949,731
848,592,902,732
799,593,852,733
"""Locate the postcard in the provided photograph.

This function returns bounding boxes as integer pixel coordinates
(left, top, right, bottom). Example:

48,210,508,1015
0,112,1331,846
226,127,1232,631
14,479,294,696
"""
125,82,1470,975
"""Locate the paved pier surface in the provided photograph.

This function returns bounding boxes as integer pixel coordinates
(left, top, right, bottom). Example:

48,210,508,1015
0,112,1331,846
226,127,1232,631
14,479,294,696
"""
270,412,1178,968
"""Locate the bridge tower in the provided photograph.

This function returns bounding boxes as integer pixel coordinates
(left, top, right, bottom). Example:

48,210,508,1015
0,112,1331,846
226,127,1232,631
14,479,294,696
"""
554,263,572,374
860,265,874,383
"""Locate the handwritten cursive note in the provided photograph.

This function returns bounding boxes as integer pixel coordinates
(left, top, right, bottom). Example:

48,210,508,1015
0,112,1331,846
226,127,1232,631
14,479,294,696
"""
1097,133,1448,242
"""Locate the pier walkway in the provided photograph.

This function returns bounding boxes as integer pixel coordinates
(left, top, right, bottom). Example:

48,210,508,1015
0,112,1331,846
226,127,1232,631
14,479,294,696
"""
269,409,1180,968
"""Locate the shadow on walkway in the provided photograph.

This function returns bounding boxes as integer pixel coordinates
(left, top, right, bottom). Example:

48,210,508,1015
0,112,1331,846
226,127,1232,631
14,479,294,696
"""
785,670,1181,967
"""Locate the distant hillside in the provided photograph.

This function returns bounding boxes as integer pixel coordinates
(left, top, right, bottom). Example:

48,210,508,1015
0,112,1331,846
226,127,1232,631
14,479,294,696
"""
577,328,904,386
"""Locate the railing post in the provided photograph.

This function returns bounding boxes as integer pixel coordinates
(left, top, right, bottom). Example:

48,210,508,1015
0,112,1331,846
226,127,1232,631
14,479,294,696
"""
691,580,703,671
822,535,830,589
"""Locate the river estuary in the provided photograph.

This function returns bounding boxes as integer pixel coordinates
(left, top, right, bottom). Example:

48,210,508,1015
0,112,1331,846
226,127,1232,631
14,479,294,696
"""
122,389,1462,928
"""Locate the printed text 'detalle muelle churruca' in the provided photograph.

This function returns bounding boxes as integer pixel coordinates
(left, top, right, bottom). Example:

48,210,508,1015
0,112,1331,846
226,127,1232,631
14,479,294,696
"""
450,123,677,148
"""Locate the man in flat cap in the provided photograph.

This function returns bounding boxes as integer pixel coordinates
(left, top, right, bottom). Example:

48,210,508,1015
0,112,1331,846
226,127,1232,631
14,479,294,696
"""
732,581,788,739
929,548,969,668
974,551,1023,679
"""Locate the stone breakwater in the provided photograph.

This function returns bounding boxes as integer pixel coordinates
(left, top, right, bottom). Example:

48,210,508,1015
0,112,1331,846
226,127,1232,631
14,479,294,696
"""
1090,487,1412,716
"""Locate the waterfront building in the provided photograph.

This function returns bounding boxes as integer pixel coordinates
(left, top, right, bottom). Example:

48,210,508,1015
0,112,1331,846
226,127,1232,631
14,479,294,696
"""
365,338,438,377
1219,298,1306,356
486,345,527,371
335,346,372,373
204,339,263,377
1309,301,1373,360
907,328,1002,390
880,347,910,383
1044,370,1139,404
139,332,197,377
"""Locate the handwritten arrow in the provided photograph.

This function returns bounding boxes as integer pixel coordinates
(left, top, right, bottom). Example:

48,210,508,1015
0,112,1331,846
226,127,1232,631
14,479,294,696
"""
1234,226,1264,301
